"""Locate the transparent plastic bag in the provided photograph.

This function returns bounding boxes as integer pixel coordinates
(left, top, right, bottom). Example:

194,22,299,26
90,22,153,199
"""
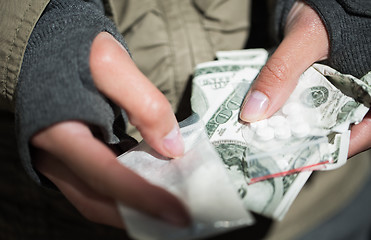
116,115,254,240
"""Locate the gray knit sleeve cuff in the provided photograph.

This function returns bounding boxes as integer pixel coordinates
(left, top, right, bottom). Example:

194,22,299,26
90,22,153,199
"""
275,0,371,78
15,0,136,184
302,0,371,78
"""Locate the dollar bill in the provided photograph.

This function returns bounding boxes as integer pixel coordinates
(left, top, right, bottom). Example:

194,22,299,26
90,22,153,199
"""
194,50,369,174
194,60,264,77
216,48,268,63
193,61,354,181
191,49,370,219
211,135,313,219
314,65,371,108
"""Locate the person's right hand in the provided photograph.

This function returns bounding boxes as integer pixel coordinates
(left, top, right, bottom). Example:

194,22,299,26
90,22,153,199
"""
239,1,371,157
31,32,190,229
348,109,371,157
239,1,329,123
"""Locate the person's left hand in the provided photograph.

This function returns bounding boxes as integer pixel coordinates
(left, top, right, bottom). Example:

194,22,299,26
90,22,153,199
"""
31,32,190,229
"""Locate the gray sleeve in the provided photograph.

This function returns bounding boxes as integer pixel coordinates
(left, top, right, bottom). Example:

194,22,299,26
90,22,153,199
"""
274,0,371,78
15,0,136,184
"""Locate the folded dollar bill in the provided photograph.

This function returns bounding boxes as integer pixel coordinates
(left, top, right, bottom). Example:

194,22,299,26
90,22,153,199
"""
191,49,370,219
193,50,369,183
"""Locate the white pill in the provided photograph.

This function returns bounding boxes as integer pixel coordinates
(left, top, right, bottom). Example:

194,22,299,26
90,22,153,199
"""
268,115,287,127
277,159,289,169
256,126,275,141
291,123,310,138
250,119,268,129
287,114,304,124
282,102,302,116
274,125,292,139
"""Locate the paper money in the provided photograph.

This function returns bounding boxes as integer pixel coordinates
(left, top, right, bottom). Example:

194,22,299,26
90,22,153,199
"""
316,65,371,108
193,50,368,178
116,48,370,237
194,60,264,78
191,49,370,219
216,48,268,62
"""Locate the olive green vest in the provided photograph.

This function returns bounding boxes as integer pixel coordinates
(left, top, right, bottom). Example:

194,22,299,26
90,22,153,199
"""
0,0,251,113
0,0,49,111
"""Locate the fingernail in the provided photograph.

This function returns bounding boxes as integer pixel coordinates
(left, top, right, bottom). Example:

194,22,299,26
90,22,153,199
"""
240,90,269,122
163,124,184,158
160,211,190,227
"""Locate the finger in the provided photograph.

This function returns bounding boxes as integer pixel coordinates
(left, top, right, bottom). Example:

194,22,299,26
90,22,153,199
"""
348,110,371,157
240,1,329,122
32,121,191,227
90,32,183,158
34,149,124,228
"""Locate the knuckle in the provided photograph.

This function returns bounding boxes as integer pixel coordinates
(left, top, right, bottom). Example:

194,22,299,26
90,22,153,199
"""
260,57,290,87
254,58,290,96
90,33,125,71
90,42,115,68
253,57,291,98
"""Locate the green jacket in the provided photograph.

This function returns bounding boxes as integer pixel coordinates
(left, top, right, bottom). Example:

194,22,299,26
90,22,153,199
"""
0,0,49,111
0,0,250,113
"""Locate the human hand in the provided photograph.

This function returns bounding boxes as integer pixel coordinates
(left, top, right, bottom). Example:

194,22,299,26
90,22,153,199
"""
348,110,371,157
240,1,329,122
239,1,370,156
31,32,189,228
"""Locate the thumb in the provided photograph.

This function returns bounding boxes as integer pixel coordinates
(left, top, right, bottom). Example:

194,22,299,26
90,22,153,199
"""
348,110,371,157
240,1,329,122
90,32,184,158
